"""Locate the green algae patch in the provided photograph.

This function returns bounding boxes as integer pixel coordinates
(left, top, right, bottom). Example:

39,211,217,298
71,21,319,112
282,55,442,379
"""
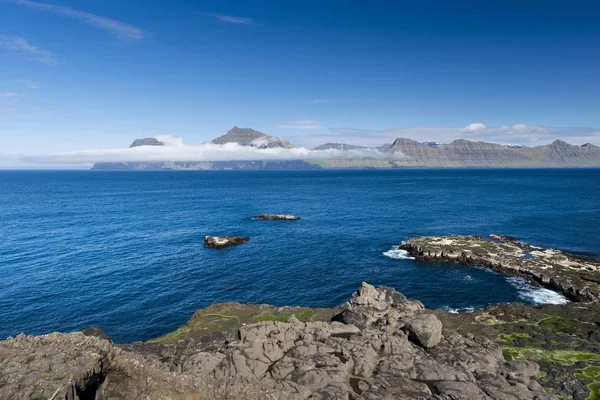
538,316,581,335
148,302,337,344
577,365,600,382
586,382,600,400
496,332,531,345
503,347,600,365
576,366,600,400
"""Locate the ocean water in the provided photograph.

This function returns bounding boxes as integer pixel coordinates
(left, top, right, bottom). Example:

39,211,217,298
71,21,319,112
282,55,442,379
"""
0,169,598,342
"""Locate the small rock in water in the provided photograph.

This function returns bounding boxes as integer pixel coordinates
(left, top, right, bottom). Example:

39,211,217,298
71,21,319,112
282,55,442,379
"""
254,214,300,220
204,236,250,249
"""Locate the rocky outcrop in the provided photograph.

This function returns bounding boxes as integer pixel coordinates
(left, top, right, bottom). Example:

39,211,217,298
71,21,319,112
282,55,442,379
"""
0,283,556,400
401,234,600,302
254,214,301,221
433,299,600,400
204,236,250,249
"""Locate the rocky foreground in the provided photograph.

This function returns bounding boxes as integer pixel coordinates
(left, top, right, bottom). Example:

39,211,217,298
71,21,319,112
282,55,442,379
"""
0,283,560,400
2,236,600,400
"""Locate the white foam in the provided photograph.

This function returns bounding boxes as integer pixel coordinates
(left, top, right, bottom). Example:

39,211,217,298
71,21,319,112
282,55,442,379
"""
443,306,476,314
383,246,415,260
506,276,570,305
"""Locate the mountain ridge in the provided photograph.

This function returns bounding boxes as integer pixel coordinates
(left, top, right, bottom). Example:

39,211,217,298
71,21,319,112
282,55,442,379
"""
92,126,600,170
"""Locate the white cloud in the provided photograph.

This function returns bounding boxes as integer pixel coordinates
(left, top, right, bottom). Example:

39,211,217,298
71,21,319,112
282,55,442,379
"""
275,120,325,130
9,0,148,41
203,13,253,24
155,135,184,147
0,92,19,98
22,136,405,165
0,35,58,65
460,122,487,133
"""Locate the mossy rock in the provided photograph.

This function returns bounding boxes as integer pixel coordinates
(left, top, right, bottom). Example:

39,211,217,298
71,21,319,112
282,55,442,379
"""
502,347,600,366
538,316,582,335
496,332,532,345
148,302,337,344
576,365,600,400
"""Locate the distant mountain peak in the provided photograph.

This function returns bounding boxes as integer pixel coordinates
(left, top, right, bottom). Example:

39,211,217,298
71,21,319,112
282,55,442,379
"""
549,139,572,148
129,138,164,148
211,126,295,148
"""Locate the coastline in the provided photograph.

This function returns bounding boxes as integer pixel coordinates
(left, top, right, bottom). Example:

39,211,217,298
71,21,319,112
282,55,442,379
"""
2,236,599,399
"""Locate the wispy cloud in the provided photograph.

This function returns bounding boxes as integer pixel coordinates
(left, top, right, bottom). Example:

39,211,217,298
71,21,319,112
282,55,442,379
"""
24,80,40,89
0,35,58,64
7,0,148,41
0,92,20,98
203,12,253,24
275,120,325,130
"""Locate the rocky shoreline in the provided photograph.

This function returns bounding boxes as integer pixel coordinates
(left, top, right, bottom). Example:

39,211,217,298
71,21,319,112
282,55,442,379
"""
2,236,600,400
0,283,558,400
401,234,600,302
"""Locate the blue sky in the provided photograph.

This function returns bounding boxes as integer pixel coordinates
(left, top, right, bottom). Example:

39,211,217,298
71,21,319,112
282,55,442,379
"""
1,0,600,160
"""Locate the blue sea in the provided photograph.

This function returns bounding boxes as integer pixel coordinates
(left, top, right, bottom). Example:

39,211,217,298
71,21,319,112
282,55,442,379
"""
1,169,599,343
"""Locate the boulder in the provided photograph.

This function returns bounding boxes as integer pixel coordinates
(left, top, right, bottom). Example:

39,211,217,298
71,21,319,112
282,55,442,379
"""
254,214,301,221
404,313,443,348
204,236,250,249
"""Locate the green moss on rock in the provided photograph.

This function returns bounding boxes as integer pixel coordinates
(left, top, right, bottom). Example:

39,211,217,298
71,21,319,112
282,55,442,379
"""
148,302,337,344
538,316,581,335
496,332,531,345
502,347,600,365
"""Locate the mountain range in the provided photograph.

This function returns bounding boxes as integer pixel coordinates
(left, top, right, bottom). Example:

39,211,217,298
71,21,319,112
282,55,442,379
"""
92,126,600,170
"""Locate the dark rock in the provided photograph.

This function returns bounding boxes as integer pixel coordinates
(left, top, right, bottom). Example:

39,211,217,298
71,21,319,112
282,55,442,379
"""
254,214,301,221
81,326,112,342
203,236,250,249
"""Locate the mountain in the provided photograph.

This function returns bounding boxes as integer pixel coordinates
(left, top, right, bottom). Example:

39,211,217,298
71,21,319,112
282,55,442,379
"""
92,129,600,170
313,142,366,151
371,138,600,168
211,126,294,149
129,138,164,148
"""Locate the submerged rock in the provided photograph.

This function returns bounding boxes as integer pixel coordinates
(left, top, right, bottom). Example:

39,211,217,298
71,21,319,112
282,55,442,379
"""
203,235,250,249
254,214,301,220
